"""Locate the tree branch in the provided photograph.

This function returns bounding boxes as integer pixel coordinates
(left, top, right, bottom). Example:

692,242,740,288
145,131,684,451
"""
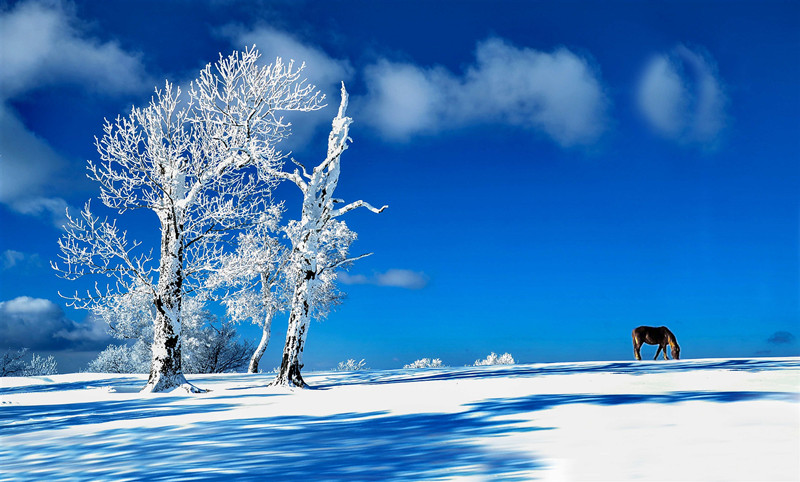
331,200,388,218
319,252,373,275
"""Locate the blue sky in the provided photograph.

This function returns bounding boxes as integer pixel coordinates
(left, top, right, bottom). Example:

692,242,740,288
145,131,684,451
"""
1,0,798,372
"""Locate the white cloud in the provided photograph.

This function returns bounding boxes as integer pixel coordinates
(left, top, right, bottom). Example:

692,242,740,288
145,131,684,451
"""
636,45,727,147
0,0,149,100
9,196,71,229
0,296,112,350
2,250,41,270
339,269,429,290
361,38,610,147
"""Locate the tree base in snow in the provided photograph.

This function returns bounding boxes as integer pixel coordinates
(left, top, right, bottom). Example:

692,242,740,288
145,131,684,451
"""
141,372,206,393
269,366,307,388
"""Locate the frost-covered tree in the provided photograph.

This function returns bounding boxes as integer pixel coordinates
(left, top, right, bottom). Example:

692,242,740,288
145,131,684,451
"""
87,342,150,374
53,49,323,392
205,205,291,373
270,85,386,387
1,348,58,376
87,289,253,374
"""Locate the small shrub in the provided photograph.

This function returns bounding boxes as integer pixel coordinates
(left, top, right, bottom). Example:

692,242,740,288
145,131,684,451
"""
87,342,149,374
1,348,59,376
27,353,58,376
404,358,444,369
335,359,367,371
474,352,515,366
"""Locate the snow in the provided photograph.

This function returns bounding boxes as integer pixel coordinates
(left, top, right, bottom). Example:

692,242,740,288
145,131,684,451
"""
2,358,798,481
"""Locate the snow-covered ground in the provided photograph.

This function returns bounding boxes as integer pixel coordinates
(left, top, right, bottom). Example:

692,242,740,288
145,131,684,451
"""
1,358,798,481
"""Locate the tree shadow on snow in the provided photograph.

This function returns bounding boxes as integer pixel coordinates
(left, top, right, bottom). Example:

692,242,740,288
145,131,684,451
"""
2,405,545,481
3,385,796,480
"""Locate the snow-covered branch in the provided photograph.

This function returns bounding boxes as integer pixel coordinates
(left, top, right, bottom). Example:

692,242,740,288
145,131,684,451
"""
332,200,388,218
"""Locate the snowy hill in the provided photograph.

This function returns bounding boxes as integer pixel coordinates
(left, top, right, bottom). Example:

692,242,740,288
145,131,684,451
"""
2,358,798,481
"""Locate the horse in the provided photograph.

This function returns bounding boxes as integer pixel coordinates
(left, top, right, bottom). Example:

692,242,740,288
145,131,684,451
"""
632,326,680,360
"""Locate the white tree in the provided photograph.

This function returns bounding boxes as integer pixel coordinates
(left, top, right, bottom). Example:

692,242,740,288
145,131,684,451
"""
208,203,350,374
271,84,387,387
205,205,291,373
53,48,324,392
1,348,58,376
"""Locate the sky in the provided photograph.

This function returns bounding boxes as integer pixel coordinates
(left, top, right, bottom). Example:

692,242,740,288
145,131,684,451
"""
0,0,798,373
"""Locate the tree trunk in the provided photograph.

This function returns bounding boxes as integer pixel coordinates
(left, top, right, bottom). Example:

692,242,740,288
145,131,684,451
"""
271,268,313,387
142,212,202,393
248,305,275,374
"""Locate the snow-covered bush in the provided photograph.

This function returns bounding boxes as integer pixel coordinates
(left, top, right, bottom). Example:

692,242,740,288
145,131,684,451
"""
404,358,444,369
335,359,367,371
88,319,254,374
27,353,58,376
1,348,58,376
183,321,255,374
474,352,515,366
87,341,150,374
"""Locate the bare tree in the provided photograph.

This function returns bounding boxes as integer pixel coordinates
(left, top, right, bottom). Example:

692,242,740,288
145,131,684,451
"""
271,84,386,387
205,205,290,373
207,203,347,374
53,48,323,392
184,320,256,374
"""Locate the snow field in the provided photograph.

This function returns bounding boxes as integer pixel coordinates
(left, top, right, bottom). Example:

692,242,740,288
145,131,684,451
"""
1,358,798,481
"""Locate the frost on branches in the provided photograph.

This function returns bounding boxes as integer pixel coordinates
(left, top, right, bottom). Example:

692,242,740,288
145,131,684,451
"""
87,293,254,375
271,84,387,388
474,352,516,366
205,205,290,374
1,348,58,377
53,48,323,392
206,204,344,374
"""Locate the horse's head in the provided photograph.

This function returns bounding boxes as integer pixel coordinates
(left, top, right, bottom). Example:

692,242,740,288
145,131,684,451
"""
671,344,680,360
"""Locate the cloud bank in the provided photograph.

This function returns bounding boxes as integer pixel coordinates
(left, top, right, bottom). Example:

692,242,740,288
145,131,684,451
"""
0,0,149,99
0,296,112,351
636,45,727,147
361,38,610,147
339,269,429,290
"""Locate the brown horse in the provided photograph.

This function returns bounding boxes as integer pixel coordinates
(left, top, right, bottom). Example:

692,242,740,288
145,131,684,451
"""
632,326,680,360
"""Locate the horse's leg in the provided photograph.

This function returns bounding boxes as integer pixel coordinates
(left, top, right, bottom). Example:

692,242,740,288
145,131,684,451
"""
654,345,662,360
633,337,642,360
663,344,670,360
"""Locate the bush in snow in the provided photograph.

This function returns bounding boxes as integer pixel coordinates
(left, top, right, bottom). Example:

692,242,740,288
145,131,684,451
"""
87,341,150,374
474,352,515,366
183,321,256,374
404,358,445,369
27,353,59,376
1,348,58,376
335,359,367,371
